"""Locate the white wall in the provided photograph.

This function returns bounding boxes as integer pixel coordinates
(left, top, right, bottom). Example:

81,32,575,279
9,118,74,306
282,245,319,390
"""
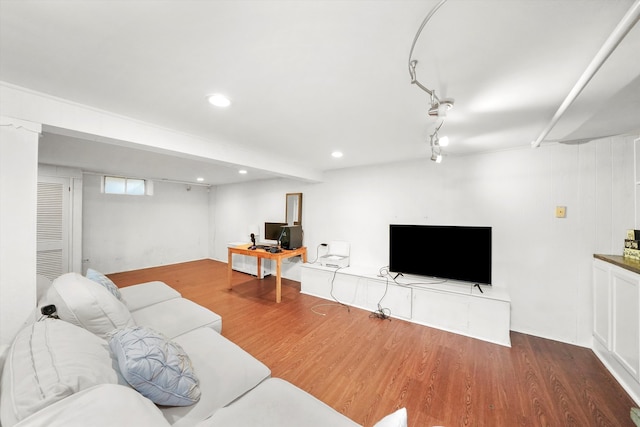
210,136,635,346
0,117,40,349
82,175,210,274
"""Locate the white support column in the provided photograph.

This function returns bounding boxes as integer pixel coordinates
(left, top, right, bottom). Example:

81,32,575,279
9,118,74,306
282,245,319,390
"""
0,116,41,351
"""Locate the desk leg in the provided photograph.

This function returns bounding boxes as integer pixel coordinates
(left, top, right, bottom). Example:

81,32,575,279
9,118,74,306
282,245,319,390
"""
227,249,233,290
302,249,307,263
276,258,282,303
257,257,262,280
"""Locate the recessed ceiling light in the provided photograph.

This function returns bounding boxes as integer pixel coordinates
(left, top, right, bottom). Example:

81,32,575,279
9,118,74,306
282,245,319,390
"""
331,151,343,158
207,93,231,108
238,169,248,174
196,177,204,182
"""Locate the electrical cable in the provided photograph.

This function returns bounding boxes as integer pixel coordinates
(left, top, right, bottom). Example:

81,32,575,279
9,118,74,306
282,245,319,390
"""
308,243,328,264
311,265,350,316
369,265,450,320
370,268,392,320
378,265,448,287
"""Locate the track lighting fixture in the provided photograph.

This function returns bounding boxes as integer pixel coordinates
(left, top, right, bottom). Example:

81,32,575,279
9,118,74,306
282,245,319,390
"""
408,0,453,163
429,122,445,163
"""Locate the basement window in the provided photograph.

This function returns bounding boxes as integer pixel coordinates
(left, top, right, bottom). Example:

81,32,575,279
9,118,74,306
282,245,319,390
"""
103,176,147,195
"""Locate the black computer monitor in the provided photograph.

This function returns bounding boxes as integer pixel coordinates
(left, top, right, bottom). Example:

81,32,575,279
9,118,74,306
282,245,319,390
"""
264,222,287,241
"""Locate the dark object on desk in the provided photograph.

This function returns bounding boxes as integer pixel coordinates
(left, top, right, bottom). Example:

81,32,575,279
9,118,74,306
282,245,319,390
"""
249,233,257,249
268,247,282,253
280,225,303,250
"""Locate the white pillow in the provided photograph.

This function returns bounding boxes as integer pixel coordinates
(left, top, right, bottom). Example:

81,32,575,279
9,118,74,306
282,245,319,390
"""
86,268,122,300
45,272,135,339
109,326,201,407
374,408,408,427
0,319,119,427
9,384,170,427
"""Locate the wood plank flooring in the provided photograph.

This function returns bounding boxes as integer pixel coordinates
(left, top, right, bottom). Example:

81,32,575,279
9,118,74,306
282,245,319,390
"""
108,259,636,427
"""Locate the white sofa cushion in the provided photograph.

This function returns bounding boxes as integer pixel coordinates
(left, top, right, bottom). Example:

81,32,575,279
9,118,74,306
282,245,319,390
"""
120,281,181,311
109,326,201,406
45,272,135,339
160,327,271,427
0,319,119,427
86,268,122,300
373,408,408,427
131,298,222,338
13,384,170,427
198,378,361,427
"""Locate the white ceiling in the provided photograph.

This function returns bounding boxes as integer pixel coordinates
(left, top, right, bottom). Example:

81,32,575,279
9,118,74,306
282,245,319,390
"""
1,0,639,185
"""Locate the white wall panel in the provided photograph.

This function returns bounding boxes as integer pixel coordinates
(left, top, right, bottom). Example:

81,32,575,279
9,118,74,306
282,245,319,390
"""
211,135,635,346
82,175,210,273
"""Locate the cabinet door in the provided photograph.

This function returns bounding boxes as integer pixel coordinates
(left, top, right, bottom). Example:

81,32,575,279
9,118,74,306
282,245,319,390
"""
413,289,470,334
612,268,639,379
468,298,510,346
301,267,334,299
366,279,412,319
37,177,71,280
593,260,611,348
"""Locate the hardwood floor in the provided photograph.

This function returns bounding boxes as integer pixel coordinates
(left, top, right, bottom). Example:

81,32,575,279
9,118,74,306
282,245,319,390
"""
108,259,636,427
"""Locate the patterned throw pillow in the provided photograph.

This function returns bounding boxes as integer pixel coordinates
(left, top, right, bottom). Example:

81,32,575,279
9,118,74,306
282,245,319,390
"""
108,326,201,407
86,268,122,300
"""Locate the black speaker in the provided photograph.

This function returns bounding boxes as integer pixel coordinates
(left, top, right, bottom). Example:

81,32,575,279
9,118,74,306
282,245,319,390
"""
280,225,303,249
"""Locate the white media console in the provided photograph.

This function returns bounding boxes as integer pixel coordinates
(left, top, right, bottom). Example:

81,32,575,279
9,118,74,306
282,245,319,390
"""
301,263,511,347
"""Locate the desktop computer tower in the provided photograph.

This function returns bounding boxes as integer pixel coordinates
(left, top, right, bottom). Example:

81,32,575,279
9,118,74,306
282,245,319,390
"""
280,225,303,249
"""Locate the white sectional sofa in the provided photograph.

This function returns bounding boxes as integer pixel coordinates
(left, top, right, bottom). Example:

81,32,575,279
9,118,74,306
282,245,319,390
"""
0,272,406,427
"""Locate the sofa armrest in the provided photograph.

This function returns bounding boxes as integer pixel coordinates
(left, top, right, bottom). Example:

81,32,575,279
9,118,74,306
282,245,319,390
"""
13,384,170,427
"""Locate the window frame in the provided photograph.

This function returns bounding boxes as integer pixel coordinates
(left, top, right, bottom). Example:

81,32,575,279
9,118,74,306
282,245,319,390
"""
102,176,148,196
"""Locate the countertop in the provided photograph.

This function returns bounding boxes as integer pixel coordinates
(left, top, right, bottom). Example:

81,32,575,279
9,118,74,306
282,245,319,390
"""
594,254,640,275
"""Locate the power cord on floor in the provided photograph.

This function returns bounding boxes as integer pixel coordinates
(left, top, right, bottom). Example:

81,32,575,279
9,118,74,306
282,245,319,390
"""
370,304,391,320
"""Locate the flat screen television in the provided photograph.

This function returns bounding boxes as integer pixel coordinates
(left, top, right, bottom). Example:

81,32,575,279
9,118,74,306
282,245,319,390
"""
264,222,287,241
389,224,492,285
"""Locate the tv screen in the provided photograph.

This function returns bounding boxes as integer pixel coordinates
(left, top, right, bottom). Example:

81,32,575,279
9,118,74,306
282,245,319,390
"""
264,222,287,241
389,224,492,285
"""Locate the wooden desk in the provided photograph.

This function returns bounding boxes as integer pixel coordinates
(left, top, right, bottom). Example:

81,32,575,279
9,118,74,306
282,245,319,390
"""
228,244,307,303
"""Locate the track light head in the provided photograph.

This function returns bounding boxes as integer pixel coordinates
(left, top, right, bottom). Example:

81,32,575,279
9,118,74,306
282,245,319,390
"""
428,98,454,117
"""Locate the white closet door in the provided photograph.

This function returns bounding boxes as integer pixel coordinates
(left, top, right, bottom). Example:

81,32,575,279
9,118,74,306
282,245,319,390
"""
37,176,70,280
